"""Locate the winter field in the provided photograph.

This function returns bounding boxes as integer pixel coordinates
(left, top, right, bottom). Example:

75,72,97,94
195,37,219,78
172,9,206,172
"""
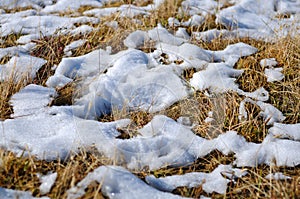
0,0,299,198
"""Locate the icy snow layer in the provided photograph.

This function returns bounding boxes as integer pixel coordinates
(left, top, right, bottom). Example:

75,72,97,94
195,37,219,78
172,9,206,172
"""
146,164,247,194
67,165,185,199
0,187,49,199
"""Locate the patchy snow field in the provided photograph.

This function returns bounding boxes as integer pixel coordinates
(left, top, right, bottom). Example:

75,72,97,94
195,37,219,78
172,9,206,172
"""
0,0,299,198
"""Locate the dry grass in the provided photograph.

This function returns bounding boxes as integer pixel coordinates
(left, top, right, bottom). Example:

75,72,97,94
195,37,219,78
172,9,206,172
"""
0,1,299,199
0,149,111,198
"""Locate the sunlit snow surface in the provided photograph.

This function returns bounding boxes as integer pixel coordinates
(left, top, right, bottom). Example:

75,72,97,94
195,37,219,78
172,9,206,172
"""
0,0,300,198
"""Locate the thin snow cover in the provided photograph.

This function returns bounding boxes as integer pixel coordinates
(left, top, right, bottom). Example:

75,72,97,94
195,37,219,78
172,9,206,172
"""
277,0,300,14
67,166,185,199
234,134,300,167
10,84,57,117
37,172,57,195
175,28,190,40
1,1,300,197
148,24,186,46
124,25,187,49
0,100,131,161
65,25,94,36
146,164,247,194
189,64,268,101
64,39,87,57
172,14,209,29
269,123,300,141
156,42,257,70
0,0,52,10
46,48,111,88
0,54,47,82
83,4,151,18
265,172,291,180
1,95,299,169
0,43,36,60
264,67,284,82
260,58,278,68
181,0,219,16
190,62,243,92
42,0,103,13
124,30,149,49
4,90,298,170
0,187,49,199
260,58,284,82
0,11,99,43
215,0,300,40
239,98,285,125
212,42,258,67
189,0,300,42
193,28,274,43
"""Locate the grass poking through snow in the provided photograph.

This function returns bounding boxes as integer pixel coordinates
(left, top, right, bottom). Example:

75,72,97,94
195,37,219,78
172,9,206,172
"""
0,1,299,198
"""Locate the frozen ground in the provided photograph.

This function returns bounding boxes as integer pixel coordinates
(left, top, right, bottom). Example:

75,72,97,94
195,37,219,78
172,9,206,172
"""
0,0,299,198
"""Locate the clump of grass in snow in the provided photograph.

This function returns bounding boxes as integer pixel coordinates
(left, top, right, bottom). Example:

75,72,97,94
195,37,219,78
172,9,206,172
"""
0,149,111,198
0,76,28,119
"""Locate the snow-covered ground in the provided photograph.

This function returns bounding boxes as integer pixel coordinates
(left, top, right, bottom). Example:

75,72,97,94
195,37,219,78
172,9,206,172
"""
0,0,299,198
